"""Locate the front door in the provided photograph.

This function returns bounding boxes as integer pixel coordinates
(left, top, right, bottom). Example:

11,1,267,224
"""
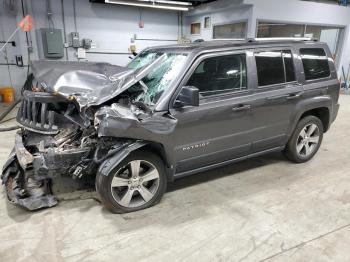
170,52,256,173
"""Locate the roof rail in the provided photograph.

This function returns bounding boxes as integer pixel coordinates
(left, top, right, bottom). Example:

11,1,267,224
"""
209,38,246,41
247,37,318,42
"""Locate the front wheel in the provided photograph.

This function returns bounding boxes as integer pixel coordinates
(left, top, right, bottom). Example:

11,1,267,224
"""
96,151,167,213
284,115,324,163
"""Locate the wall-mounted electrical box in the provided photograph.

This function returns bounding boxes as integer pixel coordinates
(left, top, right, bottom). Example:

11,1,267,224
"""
71,32,80,48
82,38,92,49
40,28,64,59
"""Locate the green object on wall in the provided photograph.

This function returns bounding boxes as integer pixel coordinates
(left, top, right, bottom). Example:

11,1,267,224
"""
40,28,64,59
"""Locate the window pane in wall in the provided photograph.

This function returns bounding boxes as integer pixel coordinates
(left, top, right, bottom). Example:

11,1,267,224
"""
204,17,210,29
191,23,201,35
257,22,343,62
257,23,305,38
213,22,247,39
305,25,341,57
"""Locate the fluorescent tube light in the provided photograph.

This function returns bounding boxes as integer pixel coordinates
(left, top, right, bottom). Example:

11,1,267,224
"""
105,0,191,11
139,0,192,5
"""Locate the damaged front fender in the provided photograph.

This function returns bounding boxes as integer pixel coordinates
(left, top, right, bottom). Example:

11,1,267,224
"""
95,103,177,139
98,141,149,177
94,104,178,174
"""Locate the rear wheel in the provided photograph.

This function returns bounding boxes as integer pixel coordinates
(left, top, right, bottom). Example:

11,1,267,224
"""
284,115,323,163
96,151,167,213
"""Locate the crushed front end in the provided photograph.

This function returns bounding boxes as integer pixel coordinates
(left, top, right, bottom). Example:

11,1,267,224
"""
1,56,180,211
1,88,131,210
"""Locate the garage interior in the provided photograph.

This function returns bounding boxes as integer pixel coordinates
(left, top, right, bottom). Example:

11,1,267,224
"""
0,0,350,261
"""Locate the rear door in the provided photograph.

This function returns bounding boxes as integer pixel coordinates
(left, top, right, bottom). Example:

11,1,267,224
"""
248,48,304,152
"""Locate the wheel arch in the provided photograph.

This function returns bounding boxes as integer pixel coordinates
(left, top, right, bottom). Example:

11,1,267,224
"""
98,140,174,182
299,107,330,132
290,96,332,137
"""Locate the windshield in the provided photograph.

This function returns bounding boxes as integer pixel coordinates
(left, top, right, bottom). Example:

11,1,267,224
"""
127,51,163,69
128,53,187,107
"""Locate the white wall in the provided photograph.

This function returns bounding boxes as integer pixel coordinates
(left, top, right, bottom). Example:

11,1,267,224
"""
0,0,180,97
184,0,350,77
184,0,251,41
246,0,350,76
185,5,251,41
0,3,29,98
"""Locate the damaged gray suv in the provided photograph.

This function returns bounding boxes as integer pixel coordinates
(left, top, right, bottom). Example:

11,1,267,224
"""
2,39,340,213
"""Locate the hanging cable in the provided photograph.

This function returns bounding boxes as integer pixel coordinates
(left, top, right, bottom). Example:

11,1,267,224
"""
73,0,78,32
20,0,31,76
46,0,55,30
0,99,20,132
61,0,69,60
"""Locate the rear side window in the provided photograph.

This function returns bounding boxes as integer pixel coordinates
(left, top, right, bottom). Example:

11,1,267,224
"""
300,48,330,80
187,53,247,97
255,50,296,87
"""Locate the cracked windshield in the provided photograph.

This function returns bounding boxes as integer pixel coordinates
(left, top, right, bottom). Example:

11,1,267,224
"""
127,51,188,107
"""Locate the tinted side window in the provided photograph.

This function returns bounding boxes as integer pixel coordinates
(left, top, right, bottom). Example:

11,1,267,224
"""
283,50,296,82
255,51,285,86
300,48,330,80
187,53,247,97
255,50,296,86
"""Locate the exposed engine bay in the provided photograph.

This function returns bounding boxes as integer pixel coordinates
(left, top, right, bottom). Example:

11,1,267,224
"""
1,53,185,210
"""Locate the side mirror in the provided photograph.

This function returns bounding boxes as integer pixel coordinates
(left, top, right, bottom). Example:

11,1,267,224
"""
174,86,199,108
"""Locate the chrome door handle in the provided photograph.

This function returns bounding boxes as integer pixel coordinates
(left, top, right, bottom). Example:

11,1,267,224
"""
266,95,288,101
232,104,251,112
286,92,303,100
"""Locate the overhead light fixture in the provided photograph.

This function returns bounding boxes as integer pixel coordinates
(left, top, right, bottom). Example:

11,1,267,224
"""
139,0,192,6
105,0,192,11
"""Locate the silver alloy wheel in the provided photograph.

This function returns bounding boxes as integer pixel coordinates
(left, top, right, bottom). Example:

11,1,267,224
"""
296,123,320,157
110,160,160,208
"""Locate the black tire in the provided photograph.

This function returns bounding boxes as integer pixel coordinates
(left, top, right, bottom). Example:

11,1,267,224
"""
96,151,167,214
284,115,324,163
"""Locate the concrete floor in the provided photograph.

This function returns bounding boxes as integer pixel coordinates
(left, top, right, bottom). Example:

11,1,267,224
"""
0,95,349,262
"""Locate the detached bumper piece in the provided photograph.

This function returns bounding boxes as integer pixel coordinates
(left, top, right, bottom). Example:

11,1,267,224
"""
1,133,57,211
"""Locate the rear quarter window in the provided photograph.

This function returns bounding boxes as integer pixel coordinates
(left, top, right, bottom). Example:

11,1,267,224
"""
300,48,330,80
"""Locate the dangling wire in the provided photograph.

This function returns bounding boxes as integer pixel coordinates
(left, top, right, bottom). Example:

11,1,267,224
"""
139,7,143,24
46,0,55,31
73,0,78,32
20,0,31,76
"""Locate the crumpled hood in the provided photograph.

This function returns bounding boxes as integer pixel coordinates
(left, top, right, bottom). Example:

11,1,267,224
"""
30,56,165,110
